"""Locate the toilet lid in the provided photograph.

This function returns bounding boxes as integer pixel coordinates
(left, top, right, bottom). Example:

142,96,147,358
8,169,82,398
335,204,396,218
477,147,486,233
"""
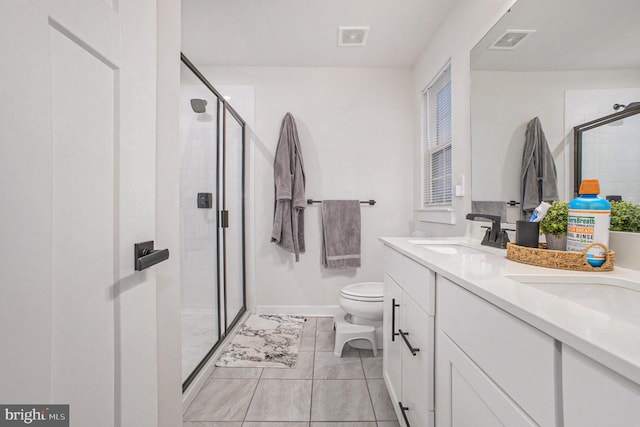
340,282,384,301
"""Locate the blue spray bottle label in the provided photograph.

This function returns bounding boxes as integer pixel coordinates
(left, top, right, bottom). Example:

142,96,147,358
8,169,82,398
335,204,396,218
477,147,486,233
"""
566,209,610,266
566,179,611,267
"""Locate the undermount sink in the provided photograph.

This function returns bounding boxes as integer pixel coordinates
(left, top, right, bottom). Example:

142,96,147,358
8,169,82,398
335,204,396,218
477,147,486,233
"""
505,274,640,325
419,245,489,255
408,239,467,245
409,239,496,255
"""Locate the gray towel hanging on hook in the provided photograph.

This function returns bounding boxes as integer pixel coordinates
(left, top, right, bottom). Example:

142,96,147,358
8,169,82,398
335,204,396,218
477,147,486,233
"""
271,112,306,261
521,117,559,215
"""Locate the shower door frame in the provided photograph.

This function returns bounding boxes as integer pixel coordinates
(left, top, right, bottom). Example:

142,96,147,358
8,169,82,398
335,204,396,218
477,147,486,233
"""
573,103,640,197
180,53,247,392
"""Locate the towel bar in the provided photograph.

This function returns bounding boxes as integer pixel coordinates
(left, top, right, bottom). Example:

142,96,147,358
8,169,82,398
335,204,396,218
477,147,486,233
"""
307,199,376,205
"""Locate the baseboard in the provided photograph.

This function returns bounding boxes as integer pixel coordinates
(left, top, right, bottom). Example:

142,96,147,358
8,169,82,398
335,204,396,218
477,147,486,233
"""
256,305,339,317
182,310,251,412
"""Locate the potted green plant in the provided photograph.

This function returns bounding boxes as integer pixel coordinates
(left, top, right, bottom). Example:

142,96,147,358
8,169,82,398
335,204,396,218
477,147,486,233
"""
610,201,640,232
539,200,569,250
609,200,640,269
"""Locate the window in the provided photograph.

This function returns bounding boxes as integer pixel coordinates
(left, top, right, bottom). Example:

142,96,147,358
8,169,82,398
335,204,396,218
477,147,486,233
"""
423,64,452,207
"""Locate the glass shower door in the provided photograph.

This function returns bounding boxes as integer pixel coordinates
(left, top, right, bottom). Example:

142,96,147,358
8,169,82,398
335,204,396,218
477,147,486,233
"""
179,60,221,384
220,105,246,331
179,54,247,392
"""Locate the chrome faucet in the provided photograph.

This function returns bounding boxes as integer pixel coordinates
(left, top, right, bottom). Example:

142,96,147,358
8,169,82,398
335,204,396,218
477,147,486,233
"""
465,213,510,249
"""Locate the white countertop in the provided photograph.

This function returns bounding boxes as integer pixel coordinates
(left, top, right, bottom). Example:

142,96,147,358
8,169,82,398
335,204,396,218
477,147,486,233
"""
380,236,640,385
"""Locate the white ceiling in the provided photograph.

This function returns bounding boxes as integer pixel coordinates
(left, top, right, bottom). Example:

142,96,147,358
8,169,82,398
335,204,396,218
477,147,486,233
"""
471,0,640,71
181,0,455,68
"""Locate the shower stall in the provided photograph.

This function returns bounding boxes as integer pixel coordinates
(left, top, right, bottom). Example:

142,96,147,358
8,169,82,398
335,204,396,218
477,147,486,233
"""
179,54,246,390
574,101,640,201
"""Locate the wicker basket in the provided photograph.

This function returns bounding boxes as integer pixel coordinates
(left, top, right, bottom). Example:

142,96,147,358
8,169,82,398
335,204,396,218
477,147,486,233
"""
506,242,615,271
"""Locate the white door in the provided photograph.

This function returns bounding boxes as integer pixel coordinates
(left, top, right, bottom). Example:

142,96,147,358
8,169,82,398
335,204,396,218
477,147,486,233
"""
0,1,160,426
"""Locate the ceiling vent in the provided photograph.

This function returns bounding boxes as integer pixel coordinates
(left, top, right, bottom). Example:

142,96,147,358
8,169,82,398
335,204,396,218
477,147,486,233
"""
338,26,369,47
488,29,536,50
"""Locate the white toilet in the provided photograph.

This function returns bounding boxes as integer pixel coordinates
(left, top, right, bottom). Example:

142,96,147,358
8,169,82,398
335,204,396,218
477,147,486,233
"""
333,282,384,357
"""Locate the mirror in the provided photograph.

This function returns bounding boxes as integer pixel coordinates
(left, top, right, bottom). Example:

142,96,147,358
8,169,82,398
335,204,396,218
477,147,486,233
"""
470,0,640,209
575,103,640,201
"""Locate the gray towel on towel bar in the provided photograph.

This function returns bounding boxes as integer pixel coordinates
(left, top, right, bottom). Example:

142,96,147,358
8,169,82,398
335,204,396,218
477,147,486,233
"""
321,200,361,269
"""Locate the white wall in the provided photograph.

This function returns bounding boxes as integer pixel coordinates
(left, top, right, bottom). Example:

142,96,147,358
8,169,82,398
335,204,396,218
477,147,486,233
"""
471,69,640,202
411,0,518,236
198,66,414,311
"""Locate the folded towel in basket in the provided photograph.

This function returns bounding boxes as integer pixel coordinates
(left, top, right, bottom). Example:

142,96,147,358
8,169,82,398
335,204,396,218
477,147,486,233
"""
321,200,361,269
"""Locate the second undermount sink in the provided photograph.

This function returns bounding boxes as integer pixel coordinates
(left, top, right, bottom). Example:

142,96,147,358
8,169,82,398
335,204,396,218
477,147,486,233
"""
505,274,640,325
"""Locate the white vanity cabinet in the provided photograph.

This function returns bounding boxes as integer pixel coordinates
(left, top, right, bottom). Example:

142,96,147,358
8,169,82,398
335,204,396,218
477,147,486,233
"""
383,246,435,427
381,237,640,427
436,276,560,427
562,345,640,427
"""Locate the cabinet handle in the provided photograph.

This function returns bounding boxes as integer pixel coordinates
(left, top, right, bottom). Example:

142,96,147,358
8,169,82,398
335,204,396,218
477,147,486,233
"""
398,329,420,356
391,298,400,342
398,401,411,427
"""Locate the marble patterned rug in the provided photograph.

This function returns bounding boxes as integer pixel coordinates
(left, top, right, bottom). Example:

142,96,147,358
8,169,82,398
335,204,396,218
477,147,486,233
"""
215,314,305,368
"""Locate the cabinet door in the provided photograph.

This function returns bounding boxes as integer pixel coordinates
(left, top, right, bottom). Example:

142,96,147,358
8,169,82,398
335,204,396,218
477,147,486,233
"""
400,294,434,427
436,330,537,427
383,273,403,407
437,276,557,426
563,345,640,427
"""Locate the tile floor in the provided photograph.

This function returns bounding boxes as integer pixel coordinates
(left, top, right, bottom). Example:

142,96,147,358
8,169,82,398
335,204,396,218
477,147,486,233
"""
183,317,400,427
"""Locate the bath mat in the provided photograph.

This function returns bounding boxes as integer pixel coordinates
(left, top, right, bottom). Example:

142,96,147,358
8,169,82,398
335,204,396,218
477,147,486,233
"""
215,314,305,368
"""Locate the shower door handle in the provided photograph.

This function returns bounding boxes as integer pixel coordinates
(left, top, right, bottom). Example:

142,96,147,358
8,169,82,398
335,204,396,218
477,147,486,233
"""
220,210,229,228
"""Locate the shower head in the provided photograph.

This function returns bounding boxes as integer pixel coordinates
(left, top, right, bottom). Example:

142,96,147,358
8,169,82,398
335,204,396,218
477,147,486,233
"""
613,101,640,111
191,99,207,113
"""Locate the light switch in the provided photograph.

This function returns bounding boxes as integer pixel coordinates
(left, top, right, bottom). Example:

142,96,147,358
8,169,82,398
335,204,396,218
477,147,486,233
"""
455,175,465,197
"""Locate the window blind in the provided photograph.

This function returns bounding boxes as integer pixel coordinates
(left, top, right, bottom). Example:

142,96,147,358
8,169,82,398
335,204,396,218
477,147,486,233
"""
423,64,452,207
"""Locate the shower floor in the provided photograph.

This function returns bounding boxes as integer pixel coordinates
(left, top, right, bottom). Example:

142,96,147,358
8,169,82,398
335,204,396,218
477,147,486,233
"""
181,309,219,382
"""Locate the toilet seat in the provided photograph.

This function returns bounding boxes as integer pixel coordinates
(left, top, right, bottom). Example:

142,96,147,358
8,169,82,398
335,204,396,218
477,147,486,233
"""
339,282,383,302
335,282,385,356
